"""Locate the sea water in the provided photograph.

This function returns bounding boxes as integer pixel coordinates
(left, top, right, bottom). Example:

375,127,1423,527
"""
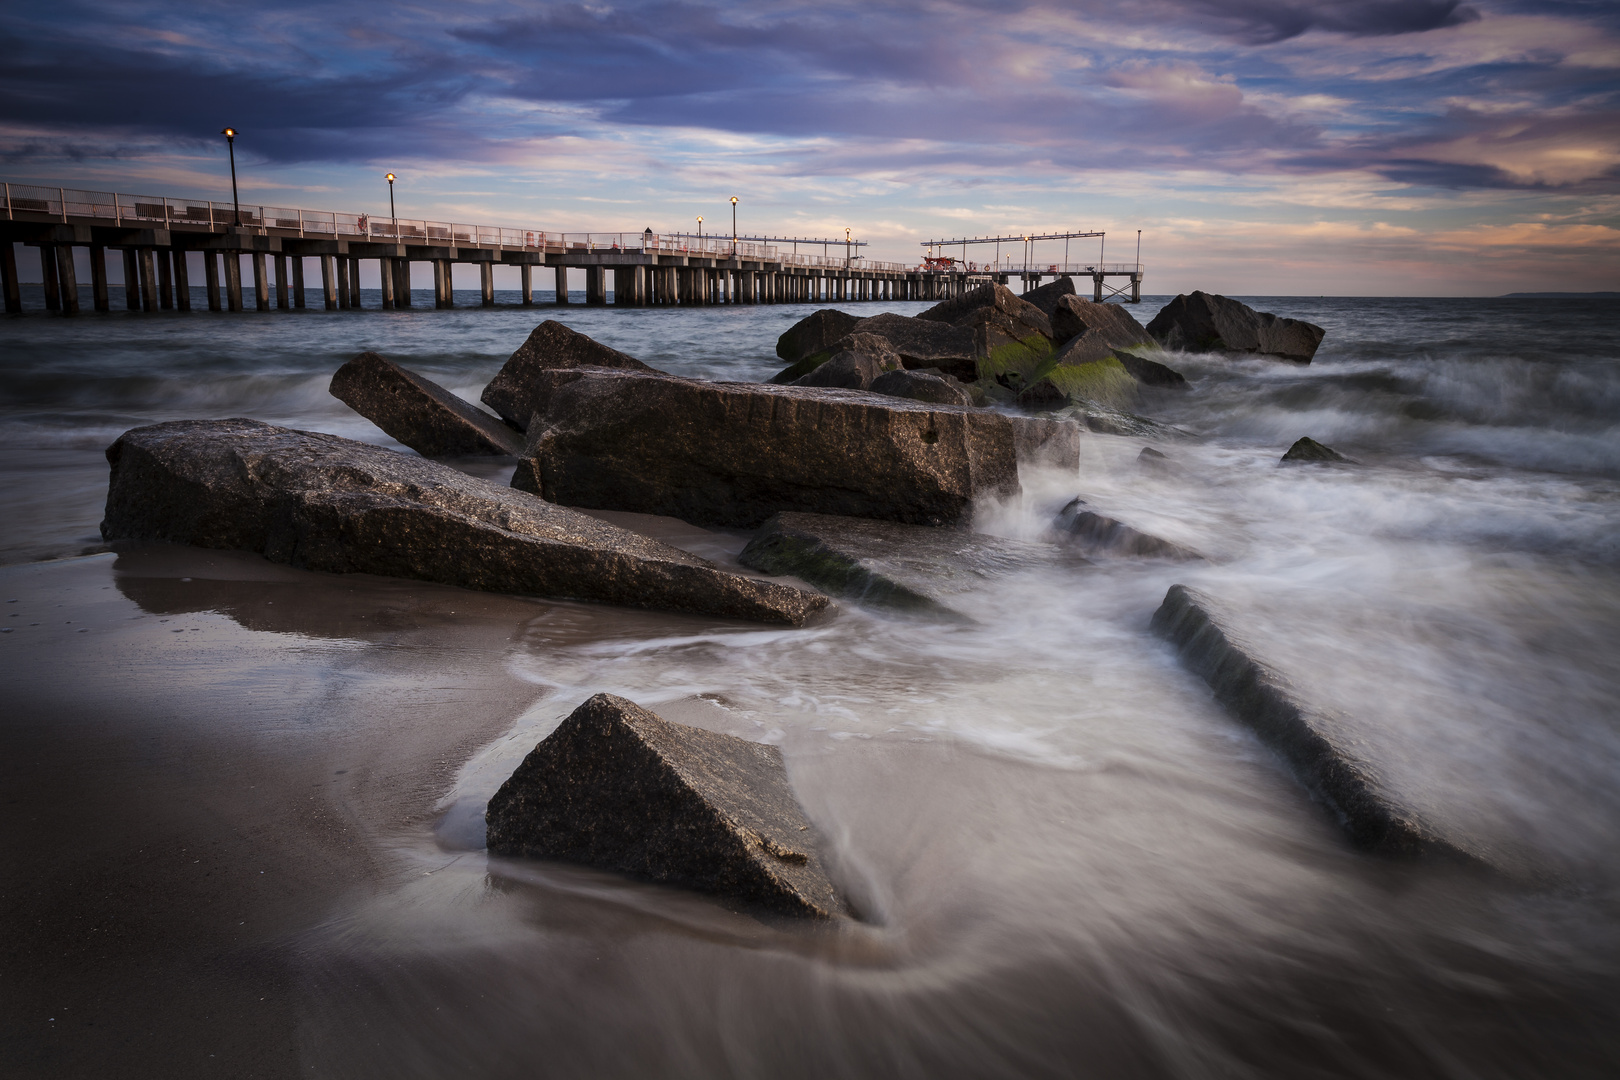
2,290,1618,1076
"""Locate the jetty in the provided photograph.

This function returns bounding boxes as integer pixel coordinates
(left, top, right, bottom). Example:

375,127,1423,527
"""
1,182,1143,314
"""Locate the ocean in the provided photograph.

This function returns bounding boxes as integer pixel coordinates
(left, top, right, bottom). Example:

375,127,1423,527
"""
3,290,1618,1077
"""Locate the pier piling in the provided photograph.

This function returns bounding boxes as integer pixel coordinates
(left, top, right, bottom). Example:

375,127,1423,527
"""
156,250,173,310
40,247,60,312
89,245,108,311
173,249,190,311
54,245,79,315
320,256,336,311
140,248,159,313
253,252,269,311
292,257,306,309
223,252,242,313
1,241,18,314
123,250,140,311
274,255,289,310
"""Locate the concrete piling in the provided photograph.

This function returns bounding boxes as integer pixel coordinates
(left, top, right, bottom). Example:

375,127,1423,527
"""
274,255,289,310
481,262,495,307
40,246,60,311
348,258,361,309
132,249,150,311
554,265,568,304
55,245,79,315
173,249,190,311
335,257,350,311
253,252,269,311
1,241,19,314
89,245,108,311
521,265,533,306
156,249,174,310
140,248,160,312
292,257,306,309
223,252,242,312
320,255,337,311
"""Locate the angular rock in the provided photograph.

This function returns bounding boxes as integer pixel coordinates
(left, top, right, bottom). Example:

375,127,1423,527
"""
1150,584,1492,864
789,333,902,390
1114,349,1188,390
1055,498,1200,559
851,312,977,379
869,368,974,407
486,693,845,918
1050,294,1153,352
918,282,1052,339
100,419,829,626
1019,276,1077,316
512,368,1020,528
1282,437,1356,464
1147,292,1325,362
775,308,861,363
740,511,1060,616
1138,446,1172,470
919,283,1056,386
1008,416,1081,471
1019,357,1139,411
329,351,523,457
1016,377,1069,410
482,320,655,431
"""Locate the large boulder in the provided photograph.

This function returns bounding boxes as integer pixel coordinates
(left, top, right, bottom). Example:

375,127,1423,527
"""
1019,276,1076,316
329,351,523,457
869,368,974,407
482,321,655,431
775,308,861,363
850,312,977,380
100,419,829,626
1050,295,1154,352
788,332,902,390
1150,585,1495,865
1054,497,1200,559
486,693,845,918
740,511,1058,617
511,368,1020,528
918,283,1056,386
1146,292,1325,362
1114,349,1188,390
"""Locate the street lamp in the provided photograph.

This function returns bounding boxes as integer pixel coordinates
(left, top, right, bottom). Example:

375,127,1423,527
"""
730,196,738,254
696,215,703,243
845,227,851,269
220,127,240,226
385,173,396,239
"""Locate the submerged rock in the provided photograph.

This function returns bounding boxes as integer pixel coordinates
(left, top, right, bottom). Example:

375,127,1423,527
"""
486,693,845,918
1055,498,1200,559
776,308,861,364
1147,292,1325,362
869,368,974,407
740,511,1060,616
482,321,654,431
1281,437,1357,464
1008,416,1082,471
329,351,523,457
512,368,1020,528
1150,585,1494,865
100,419,829,626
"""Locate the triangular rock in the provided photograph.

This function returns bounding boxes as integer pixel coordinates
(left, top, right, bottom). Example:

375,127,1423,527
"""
330,351,523,457
482,321,655,430
486,694,846,918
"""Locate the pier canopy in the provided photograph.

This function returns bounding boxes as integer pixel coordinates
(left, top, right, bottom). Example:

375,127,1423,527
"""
920,230,1113,273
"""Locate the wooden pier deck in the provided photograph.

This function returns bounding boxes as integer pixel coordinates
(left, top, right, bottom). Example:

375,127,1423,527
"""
1,182,1140,315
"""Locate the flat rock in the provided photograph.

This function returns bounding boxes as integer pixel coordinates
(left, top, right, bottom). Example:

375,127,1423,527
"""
1008,416,1081,471
740,511,1061,616
1150,585,1495,865
512,368,1020,528
100,419,829,626
1147,292,1325,362
482,321,655,431
851,312,977,380
329,351,523,457
486,693,845,918
1282,436,1356,464
1055,498,1200,559
776,308,861,363
869,368,974,407
1019,276,1077,315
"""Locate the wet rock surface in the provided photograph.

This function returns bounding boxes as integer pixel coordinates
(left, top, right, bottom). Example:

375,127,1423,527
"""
869,368,975,407
1282,436,1356,464
512,368,1020,528
1008,416,1082,470
1150,584,1497,867
1055,497,1200,559
851,312,977,379
1114,349,1189,389
1050,295,1154,353
329,351,523,457
775,308,862,364
1147,291,1326,362
790,333,902,390
100,419,829,625
486,693,846,918
482,320,655,430
1019,276,1077,315
740,510,1062,616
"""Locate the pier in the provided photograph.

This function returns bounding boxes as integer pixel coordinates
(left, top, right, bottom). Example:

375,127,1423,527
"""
923,231,1144,302
3,182,969,316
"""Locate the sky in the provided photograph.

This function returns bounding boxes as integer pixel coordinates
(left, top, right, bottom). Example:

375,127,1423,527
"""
1,0,1617,294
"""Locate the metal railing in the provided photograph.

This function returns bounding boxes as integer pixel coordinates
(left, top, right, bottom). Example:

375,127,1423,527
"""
936,260,1143,275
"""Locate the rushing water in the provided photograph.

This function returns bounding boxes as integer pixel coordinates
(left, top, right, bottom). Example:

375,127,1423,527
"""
3,290,1619,1076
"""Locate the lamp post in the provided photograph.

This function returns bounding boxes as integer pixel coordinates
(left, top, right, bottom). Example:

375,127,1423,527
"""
730,196,738,254
845,227,851,270
696,215,702,244
220,127,240,226
385,173,396,239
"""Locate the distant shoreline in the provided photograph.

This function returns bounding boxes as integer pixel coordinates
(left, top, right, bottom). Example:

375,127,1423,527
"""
1499,292,1620,298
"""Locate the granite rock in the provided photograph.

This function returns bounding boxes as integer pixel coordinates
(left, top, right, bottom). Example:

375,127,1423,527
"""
1114,349,1189,390
486,693,845,918
775,308,862,363
329,351,523,457
851,312,977,380
482,320,655,431
1147,292,1325,362
100,419,829,626
869,368,974,407
790,333,902,390
1008,416,1082,471
1019,276,1077,316
1050,295,1154,352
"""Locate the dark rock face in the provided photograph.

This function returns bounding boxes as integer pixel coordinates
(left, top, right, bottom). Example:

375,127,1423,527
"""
1282,437,1356,464
1016,378,1069,410
329,351,523,457
482,321,654,431
869,368,974,407
918,283,1056,387
486,694,845,918
791,333,902,390
1019,276,1077,316
1114,349,1189,390
1055,498,1200,559
1050,295,1153,352
512,368,1020,528
1138,446,1171,470
1146,292,1325,362
1150,585,1492,865
1008,416,1081,471
918,282,1052,339
740,511,1059,616
100,419,829,626
852,312,977,379
775,308,861,363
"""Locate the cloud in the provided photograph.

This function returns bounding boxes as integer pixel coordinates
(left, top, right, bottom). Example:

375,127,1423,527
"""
1176,0,1480,44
